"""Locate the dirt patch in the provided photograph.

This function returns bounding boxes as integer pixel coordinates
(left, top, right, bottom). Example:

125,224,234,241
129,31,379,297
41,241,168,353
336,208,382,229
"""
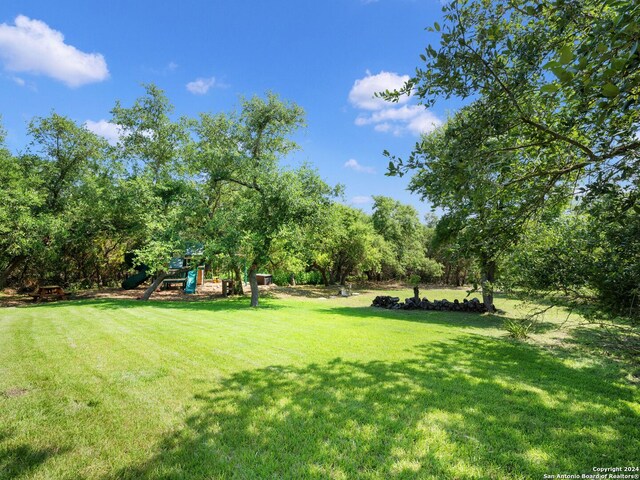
0,289,28,308
0,281,278,307
2,387,28,398
1,281,446,307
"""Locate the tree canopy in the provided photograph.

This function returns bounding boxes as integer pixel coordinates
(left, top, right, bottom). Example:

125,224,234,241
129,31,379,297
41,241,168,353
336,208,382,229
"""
383,0,639,312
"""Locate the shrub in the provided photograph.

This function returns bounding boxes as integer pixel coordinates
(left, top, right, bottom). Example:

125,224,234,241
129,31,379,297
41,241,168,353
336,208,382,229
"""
504,319,533,340
272,270,323,285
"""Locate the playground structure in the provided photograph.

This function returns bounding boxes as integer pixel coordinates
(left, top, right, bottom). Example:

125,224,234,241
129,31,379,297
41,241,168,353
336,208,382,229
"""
121,248,274,297
159,257,205,293
121,247,205,294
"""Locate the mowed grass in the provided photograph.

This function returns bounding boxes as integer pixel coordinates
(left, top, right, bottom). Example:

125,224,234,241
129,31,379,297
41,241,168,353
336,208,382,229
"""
1,288,638,479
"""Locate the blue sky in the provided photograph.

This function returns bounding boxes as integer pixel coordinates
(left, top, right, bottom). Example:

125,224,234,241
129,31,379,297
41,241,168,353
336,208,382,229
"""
0,0,462,218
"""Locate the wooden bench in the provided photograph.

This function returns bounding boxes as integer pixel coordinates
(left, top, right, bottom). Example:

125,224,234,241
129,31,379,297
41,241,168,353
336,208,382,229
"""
30,285,66,302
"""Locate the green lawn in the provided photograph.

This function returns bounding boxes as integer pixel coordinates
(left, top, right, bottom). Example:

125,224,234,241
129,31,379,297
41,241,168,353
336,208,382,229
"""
1,288,638,479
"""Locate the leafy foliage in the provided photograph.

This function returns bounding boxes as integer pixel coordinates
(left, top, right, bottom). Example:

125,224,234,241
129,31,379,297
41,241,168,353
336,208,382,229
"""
382,0,639,313
371,196,443,282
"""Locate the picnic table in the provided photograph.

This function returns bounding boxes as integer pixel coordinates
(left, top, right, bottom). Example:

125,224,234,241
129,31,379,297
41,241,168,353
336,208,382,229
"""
30,285,66,302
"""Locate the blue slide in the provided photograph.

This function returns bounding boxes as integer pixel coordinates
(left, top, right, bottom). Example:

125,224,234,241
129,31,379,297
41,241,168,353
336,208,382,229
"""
184,270,197,294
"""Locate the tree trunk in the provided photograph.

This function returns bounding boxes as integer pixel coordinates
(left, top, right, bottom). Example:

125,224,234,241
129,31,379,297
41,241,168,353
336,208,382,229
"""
233,266,244,294
481,257,496,312
139,267,191,301
311,263,329,286
0,255,25,290
249,264,259,307
289,273,296,286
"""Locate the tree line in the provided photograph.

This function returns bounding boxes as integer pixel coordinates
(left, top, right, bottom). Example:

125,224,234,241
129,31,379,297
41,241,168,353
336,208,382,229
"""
2,0,638,319
0,86,469,306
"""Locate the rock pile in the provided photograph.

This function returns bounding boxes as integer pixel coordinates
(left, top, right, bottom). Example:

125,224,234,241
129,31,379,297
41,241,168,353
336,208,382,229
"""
372,294,491,313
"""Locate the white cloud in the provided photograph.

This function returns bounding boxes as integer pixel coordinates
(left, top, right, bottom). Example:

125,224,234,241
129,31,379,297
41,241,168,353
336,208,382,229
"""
344,158,375,174
186,76,219,95
11,76,24,86
350,71,442,136
84,119,122,145
355,105,442,136
0,15,109,87
373,123,392,133
405,110,443,136
348,70,410,110
351,195,373,205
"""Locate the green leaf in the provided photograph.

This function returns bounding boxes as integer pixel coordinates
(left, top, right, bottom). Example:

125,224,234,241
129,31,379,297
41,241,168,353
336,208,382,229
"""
601,82,620,98
434,22,441,32
576,56,588,69
540,83,560,94
558,45,574,65
550,67,573,83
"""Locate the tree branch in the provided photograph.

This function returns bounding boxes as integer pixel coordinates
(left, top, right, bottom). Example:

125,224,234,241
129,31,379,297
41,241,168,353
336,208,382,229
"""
502,161,591,187
461,40,598,163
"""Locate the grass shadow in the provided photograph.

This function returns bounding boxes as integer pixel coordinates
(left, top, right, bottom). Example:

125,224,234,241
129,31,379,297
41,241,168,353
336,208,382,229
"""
111,337,638,479
527,321,558,334
562,325,640,364
326,305,505,330
0,437,67,480
268,285,340,299
22,296,285,312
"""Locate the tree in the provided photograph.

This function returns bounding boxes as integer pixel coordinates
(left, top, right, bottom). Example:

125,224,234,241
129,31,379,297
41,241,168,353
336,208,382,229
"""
111,84,189,184
108,85,194,299
392,120,567,309
371,196,442,281
505,192,640,319
382,0,639,309
0,122,46,288
26,114,106,211
16,114,129,287
306,204,386,286
0,112,155,290
191,94,335,306
385,0,639,196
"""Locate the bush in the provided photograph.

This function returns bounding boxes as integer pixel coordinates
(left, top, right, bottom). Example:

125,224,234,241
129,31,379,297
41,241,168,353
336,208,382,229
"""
416,258,444,282
272,270,323,286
